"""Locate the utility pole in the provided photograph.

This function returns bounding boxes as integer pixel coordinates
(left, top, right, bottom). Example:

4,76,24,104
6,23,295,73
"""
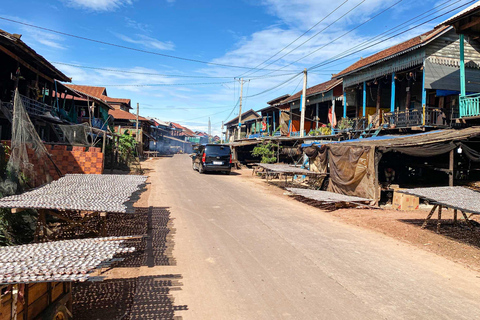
237,78,244,141
300,68,307,137
136,102,140,142
208,117,211,143
221,121,224,143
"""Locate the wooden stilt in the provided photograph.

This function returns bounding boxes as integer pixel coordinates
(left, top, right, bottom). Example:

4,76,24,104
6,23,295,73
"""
422,204,438,229
453,209,458,224
461,210,472,227
436,205,442,233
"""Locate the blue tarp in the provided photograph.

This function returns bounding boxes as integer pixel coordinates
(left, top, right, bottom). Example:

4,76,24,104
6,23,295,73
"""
301,130,445,148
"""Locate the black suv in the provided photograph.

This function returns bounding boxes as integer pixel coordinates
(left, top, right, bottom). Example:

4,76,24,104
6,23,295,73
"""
191,144,232,174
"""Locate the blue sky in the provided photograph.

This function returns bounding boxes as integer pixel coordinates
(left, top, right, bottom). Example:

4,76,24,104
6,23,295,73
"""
0,0,473,134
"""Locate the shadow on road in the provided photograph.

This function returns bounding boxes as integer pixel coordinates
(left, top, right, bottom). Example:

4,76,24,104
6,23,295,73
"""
72,207,187,319
400,218,480,248
106,207,176,268
73,275,187,320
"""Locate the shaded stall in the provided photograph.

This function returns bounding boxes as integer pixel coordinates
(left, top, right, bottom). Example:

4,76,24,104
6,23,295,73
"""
0,174,147,241
0,236,138,319
254,163,327,186
304,127,480,203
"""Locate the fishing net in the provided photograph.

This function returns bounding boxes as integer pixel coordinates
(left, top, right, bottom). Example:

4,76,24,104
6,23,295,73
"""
58,123,90,146
3,89,61,192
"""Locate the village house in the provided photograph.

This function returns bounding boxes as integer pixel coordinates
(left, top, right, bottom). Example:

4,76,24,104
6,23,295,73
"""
442,2,480,122
109,108,154,153
224,109,260,141
281,80,343,136
333,23,480,133
257,94,290,137
0,29,72,142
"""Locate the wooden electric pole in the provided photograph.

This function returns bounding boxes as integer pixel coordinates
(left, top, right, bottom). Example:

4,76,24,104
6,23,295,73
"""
221,121,224,144
136,102,140,142
300,68,307,137
237,78,244,141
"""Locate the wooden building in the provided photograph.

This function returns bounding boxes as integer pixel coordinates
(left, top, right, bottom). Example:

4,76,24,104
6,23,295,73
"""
224,109,260,141
442,2,480,122
109,108,154,153
281,79,343,136
257,94,290,137
0,29,71,142
334,25,480,131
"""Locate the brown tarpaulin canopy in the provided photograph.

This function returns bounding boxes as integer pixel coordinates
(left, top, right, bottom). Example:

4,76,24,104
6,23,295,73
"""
306,127,480,201
327,146,377,200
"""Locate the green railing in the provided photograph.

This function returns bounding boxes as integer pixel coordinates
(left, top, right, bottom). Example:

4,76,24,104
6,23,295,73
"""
459,93,480,118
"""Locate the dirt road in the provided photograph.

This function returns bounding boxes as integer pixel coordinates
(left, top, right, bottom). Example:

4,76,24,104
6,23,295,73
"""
145,154,480,319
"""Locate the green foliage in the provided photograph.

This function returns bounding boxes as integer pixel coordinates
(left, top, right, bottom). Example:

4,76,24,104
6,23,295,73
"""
0,208,36,246
309,124,332,136
118,133,137,165
252,141,279,163
337,117,354,130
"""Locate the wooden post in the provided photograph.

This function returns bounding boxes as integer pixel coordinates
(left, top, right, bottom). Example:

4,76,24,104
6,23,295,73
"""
436,205,442,233
237,78,244,141
405,76,412,111
460,33,466,97
391,72,395,112
300,69,307,137
376,81,381,115
453,209,458,224
422,60,427,125
449,149,454,187
343,90,347,118
422,204,438,229
362,81,366,118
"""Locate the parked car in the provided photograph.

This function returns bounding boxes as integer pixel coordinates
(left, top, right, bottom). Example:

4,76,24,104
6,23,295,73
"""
191,144,232,174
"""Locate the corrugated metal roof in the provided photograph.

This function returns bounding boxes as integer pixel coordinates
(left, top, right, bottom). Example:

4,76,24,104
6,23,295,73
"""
303,127,480,148
334,26,450,78
440,1,480,27
0,29,71,82
284,79,342,103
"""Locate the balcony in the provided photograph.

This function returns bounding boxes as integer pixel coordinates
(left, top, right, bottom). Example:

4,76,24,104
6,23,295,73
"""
4,93,53,116
384,108,448,128
459,93,480,118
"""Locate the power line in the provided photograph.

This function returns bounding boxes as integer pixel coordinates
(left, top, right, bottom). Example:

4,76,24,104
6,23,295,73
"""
308,0,463,71
83,81,235,87
52,61,301,79
237,0,349,78
244,72,303,98
261,0,403,76
0,16,297,72
244,0,367,78
224,98,241,123
308,0,475,71
141,105,232,110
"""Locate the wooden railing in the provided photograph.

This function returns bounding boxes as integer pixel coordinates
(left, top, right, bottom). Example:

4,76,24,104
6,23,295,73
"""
384,108,447,128
5,93,53,116
459,93,480,118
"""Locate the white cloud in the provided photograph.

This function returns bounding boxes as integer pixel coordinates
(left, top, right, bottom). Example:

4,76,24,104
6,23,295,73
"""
115,33,175,51
124,17,151,33
61,0,133,11
0,15,67,50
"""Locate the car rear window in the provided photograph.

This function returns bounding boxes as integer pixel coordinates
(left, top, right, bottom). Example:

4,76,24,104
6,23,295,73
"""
205,145,231,156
